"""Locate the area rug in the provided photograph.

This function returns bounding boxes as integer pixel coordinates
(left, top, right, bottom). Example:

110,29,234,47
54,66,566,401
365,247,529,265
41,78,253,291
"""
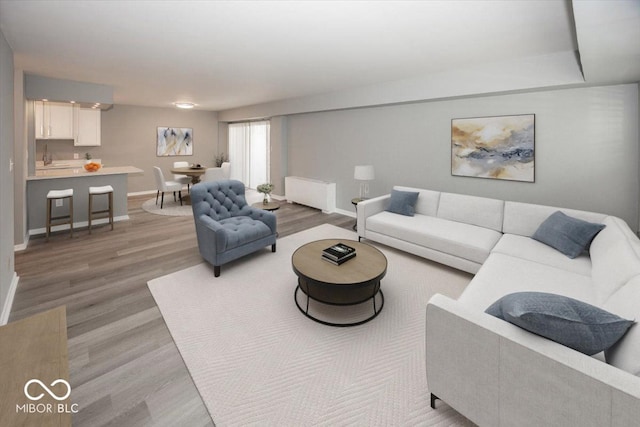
141,197,192,216
148,224,474,426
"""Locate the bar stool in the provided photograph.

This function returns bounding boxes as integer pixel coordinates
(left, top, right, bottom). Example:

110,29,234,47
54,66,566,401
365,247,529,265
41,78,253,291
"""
46,189,74,241
88,185,114,234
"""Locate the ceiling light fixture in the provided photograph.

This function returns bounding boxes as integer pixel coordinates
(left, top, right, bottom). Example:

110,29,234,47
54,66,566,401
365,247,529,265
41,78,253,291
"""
174,102,195,109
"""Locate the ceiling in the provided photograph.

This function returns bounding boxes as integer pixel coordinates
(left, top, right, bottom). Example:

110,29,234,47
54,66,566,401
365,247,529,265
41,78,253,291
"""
0,1,638,112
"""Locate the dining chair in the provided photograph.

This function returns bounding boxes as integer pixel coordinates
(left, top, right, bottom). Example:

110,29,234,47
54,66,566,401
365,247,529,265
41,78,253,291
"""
221,162,231,179
173,161,191,192
202,162,231,182
153,166,183,209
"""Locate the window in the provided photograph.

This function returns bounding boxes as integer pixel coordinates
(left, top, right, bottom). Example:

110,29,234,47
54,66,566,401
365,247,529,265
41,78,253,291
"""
228,120,270,189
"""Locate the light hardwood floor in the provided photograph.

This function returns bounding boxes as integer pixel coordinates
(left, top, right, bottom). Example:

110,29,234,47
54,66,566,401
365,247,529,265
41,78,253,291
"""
12,194,354,426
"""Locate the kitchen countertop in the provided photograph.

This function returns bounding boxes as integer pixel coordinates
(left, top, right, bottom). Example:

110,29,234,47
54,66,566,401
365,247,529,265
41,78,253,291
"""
27,166,143,181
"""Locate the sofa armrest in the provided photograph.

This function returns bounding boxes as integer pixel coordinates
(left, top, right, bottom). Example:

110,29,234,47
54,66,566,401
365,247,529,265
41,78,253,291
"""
357,194,390,238
247,208,277,234
195,214,228,252
426,294,640,427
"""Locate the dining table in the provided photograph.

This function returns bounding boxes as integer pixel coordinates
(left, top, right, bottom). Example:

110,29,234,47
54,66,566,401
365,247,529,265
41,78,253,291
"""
170,166,206,184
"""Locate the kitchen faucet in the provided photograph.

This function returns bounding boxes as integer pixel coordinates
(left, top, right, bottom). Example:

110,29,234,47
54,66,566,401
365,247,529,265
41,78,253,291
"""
43,144,52,165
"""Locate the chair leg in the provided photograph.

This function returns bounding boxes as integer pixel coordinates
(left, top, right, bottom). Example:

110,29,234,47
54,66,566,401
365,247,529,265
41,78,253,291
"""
46,198,52,242
187,184,190,193
109,191,114,230
88,193,93,234
156,190,159,205
214,265,220,277
272,243,276,252
179,191,183,206
173,191,177,202
161,192,164,209
430,393,439,409
69,196,73,238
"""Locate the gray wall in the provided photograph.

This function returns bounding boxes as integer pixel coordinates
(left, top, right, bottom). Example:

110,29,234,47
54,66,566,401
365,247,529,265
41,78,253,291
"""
25,74,113,106
269,116,288,196
286,84,640,230
14,70,26,247
0,29,15,316
102,105,218,193
35,104,220,193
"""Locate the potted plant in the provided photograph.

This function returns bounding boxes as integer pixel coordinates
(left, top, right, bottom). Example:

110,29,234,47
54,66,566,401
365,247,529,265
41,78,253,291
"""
214,153,228,167
257,183,274,204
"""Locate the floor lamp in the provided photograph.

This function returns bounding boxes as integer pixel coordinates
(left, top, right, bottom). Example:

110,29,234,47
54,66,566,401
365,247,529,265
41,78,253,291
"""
354,165,375,199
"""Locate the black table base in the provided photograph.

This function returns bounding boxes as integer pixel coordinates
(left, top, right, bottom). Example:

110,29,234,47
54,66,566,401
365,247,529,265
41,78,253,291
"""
294,281,384,327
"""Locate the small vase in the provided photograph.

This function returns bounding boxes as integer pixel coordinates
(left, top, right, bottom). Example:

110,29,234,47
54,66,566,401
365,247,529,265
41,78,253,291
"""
263,193,270,204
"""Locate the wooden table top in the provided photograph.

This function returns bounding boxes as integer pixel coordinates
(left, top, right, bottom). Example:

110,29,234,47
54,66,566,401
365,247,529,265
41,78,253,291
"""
170,167,206,176
292,239,387,286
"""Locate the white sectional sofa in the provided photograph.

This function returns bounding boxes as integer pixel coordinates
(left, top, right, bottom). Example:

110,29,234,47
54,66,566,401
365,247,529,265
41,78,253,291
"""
357,186,640,426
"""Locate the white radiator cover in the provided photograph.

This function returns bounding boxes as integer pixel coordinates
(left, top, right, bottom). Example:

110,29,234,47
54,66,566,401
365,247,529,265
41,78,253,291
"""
285,176,336,213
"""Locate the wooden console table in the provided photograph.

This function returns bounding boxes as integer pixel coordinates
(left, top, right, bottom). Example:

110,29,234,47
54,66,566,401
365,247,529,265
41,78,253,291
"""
0,306,71,427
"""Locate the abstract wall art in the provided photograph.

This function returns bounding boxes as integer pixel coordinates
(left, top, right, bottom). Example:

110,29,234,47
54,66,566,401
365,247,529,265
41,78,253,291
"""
157,127,193,156
451,114,535,182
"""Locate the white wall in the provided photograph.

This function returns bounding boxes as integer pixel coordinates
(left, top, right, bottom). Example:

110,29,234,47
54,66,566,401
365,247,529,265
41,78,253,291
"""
285,84,639,229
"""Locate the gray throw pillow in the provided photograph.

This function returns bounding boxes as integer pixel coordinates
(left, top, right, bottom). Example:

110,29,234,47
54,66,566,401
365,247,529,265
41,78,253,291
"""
485,292,634,355
532,211,605,258
386,189,420,217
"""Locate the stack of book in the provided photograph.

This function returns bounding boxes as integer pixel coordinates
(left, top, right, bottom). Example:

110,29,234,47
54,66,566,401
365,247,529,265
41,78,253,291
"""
322,242,356,265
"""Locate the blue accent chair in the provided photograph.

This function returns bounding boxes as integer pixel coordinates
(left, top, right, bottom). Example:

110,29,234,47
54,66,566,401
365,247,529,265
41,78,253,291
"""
191,180,277,277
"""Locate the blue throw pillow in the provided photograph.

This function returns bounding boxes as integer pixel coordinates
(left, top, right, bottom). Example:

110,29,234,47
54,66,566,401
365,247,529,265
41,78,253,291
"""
485,292,634,355
532,211,605,258
386,189,419,216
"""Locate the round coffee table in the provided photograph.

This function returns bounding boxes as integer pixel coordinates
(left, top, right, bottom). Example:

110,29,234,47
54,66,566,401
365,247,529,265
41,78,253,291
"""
251,201,280,212
291,239,387,327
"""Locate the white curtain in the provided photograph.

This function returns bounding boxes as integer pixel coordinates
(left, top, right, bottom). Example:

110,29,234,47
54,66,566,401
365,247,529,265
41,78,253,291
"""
228,120,270,189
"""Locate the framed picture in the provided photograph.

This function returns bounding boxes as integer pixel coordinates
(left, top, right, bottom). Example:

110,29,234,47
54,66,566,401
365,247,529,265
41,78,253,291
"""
157,127,193,156
451,114,535,182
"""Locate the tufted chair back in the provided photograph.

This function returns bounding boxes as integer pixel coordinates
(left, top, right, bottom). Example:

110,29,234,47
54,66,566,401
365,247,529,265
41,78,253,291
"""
191,179,251,221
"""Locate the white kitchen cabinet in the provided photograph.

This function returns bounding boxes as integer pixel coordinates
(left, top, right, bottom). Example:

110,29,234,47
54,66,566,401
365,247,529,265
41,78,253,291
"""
34,101,74,139
74,108,101,146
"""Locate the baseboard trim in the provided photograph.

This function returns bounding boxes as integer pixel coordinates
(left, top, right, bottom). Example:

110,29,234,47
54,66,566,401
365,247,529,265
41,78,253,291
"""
14,232,29,252
28,215,130,236
128,189,285,200
0,273,19,325
335,208,355,218
127,190,157,197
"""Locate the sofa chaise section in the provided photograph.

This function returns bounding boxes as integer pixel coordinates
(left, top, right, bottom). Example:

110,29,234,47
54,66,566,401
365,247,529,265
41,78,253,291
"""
358,185,640,425
426,197,640,426
426,294,640,427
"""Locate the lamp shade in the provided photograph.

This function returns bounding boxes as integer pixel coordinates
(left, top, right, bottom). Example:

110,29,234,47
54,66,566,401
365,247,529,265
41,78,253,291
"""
354,165,375,181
